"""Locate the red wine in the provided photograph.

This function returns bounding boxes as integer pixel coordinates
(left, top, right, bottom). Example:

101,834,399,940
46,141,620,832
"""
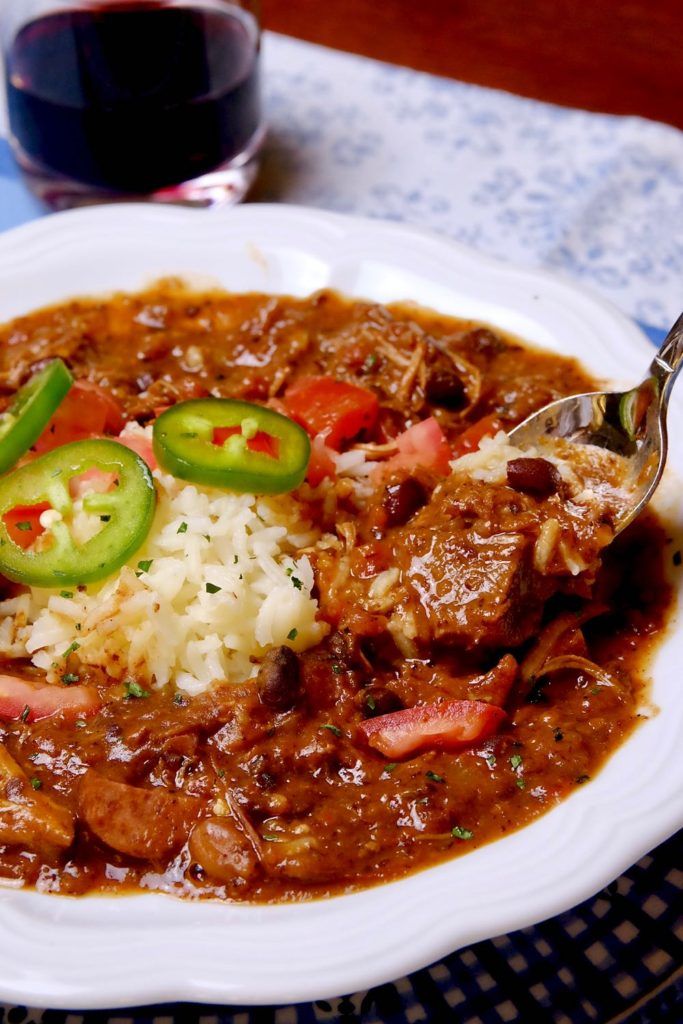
6,2,262,194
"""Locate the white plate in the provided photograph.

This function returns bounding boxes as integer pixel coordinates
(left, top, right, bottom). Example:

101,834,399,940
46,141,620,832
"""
0,204,681,1011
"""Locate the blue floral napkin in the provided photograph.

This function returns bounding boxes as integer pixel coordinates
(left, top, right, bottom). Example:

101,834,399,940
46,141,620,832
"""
0,30,681,1024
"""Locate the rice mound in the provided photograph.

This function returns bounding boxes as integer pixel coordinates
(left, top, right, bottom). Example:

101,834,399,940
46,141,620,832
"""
0,426,328,696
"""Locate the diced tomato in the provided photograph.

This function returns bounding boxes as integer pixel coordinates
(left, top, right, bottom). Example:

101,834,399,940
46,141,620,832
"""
3,503,50,549
69,467,118,501
116,432,158,471
378,416,452,480
0,675,101,724
306,433,337,486
213,426,280,460
34,381,125,453
451,414,504,459
284,377,379,451
359,698,506,759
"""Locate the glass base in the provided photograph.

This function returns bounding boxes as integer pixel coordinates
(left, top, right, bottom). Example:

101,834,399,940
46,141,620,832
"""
12,128,265,212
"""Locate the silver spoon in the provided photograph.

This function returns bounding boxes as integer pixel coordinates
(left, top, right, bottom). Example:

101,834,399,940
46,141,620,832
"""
507,312,683,534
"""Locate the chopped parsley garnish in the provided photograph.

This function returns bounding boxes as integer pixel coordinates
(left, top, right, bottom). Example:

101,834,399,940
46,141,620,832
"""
509,754,523,771
382,763,398,775
62,673,80,685
516,778,526,790
590,686,602,696
287,628,298,641
321,723,342,737
60,591,74,600
425,770,445,783
173,692,188,707
451,826,474,841
137,559,153,573
20,705,30,722
365,693,376,711
15,521,33,532
576,774,591,785
177,522,188,534
124,680,150,700
484,753,497,770
291,576,303,590
62,641,80,660
30,777,42,791
206,582,222,594
262,833,281,842
363,353,379,372
331,662,343,675
285,567,293,576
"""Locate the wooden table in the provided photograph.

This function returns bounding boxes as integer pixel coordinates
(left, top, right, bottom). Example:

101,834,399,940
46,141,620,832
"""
264,0,683,130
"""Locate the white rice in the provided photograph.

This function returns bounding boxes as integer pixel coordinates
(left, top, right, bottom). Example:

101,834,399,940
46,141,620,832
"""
0,426,328,696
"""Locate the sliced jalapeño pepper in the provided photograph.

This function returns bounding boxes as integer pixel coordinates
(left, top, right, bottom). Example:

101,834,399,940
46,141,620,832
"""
153,398,311,494
0,439,156,588
0,359,73,475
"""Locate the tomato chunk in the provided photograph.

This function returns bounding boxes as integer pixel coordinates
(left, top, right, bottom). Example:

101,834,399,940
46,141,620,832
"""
34,381,125,453
0,675,101,723
284,377,379,451
378,417,452,480
3,502,50,549
359,698,506,759
451,414,504,459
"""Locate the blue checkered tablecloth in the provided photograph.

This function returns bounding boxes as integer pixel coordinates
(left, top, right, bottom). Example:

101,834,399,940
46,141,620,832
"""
0,31,681,1024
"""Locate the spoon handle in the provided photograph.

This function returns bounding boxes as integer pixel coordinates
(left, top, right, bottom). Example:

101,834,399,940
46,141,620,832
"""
650,311,683,396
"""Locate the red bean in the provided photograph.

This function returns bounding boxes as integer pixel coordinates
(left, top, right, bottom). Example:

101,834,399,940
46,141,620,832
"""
425,367,467,410
258,646,302,712
383,477,427,527
506,457,561,497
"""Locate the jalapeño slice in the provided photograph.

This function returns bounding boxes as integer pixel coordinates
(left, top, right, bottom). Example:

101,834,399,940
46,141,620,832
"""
0,439,156,587
0,359,73,474
153,399,311,494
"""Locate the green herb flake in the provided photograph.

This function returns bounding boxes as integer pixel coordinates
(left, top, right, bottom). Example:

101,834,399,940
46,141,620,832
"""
20,704,30,722
331,662,343,675
124,680,150,700
60,591,74,600
363,353,379,373
62,673,80,686
426,770,445,783
177,522,188,534
16,521,33,532
287,628,298,641
365,693,376,711
382,763,398,775
172,692,187,707
321,723,342,738
206,582,222,594
291,576,303,590
590,686,602,696
233,555,239,564
516,778,526,790
30,777,42,791
262,833,281,842
285,567,293,577
484,753,497,770
62,641,80,660
451,826,474,841
137,559,153,573
509,754,523,771
217,768,226,779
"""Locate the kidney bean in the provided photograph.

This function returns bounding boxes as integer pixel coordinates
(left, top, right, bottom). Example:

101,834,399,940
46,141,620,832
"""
189,816,259,883
506,457,562,497
383,477,427,527
425,367,468,410
258,646,302,712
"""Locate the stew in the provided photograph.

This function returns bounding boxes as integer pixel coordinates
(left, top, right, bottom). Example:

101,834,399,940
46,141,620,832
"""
0,284,674,902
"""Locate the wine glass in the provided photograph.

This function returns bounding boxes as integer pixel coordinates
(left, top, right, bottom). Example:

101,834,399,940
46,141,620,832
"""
1,0,264,210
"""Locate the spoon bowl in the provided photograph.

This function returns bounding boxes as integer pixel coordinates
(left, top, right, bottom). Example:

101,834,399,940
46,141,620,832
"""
508,312,683,534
